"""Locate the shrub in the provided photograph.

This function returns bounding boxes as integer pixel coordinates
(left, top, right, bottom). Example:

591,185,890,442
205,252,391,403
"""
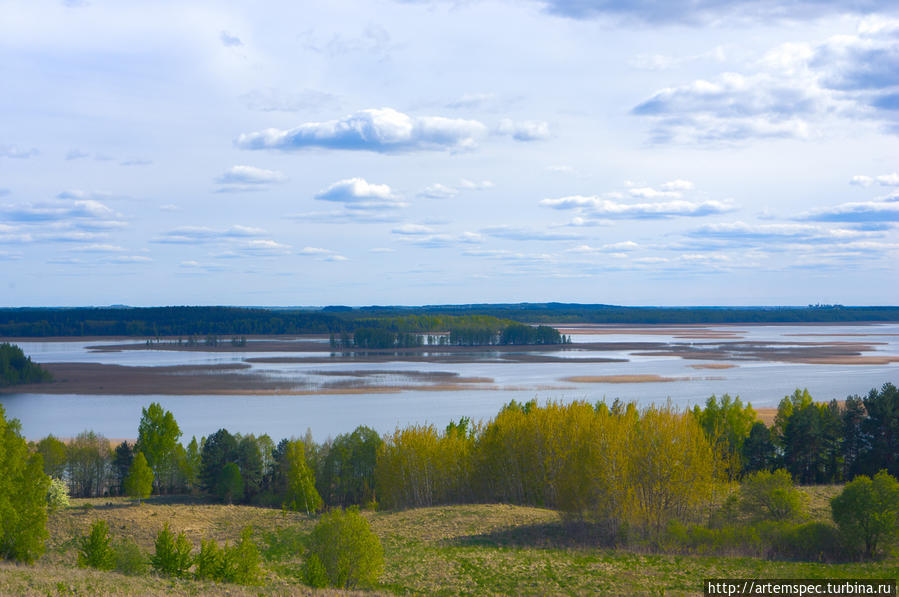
46,477,70,512
195,527,261,585
305,508,384,589
832,470,899,559
222,527,261,585
739,469,803,522
194,538,224,581
302,553,329,588
150,523,193,577
113,538,148,575
77,520,115,570
769,521,845,562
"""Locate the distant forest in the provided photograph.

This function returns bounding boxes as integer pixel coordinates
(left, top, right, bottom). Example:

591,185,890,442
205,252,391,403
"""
0,303,897,338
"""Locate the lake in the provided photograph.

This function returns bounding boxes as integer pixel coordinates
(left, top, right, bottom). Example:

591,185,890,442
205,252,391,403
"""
2,323,897,442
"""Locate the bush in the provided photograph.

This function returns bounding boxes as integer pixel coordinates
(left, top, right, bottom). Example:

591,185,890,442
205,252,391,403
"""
194,527,261,585
77,520,115,570
113,538,148,575
832,470,899,559
739,469,803,522
194,538,224,581
150,523,193,577
302,553,328,588
305,508,384,589
769,521,845,562
46,477,70,512
222,527,261,585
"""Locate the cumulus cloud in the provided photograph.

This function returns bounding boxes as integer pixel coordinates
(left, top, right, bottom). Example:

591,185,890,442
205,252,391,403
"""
392,223,436,235
299,246,347,261
497,119,551,141
687,221,882,246
796,200,899,222
215,165,287,192
850,173,899,187
0,199,125,234
419,179,494,199
152,225,266,244
481,225,581,241
314,178,404,211
632,19,899,143
541,195,735,218
236,108,487,153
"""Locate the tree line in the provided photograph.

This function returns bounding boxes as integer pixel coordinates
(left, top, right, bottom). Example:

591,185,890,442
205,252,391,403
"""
3,383,899,564
690,383,899,484
0,343,52,386
4,304,897,338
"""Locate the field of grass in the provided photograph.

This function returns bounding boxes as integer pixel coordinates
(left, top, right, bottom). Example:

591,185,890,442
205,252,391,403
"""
0,489,896,596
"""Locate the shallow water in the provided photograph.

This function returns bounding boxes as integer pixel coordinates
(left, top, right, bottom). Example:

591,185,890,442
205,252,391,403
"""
2,324,897,441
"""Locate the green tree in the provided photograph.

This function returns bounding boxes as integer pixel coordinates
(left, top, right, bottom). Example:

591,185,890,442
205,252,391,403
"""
739,469,803,521
831,470,899,559
281,439,322,514
0,405,50,563
200,428,238,495
862,383,899,477
150,523,193,577
318,426,381,507
46,477,70,512
135,402,182,493
692,394,756,479
77,519,115,570
66,430,111,498
111,440,134,496
305,508,384,589
124,452,154,503
35,434,67,479
218,462,244,504
0,343,52,386
742,421,776,474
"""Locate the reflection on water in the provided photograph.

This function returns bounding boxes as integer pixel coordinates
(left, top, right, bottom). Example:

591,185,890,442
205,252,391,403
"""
2,324,897,441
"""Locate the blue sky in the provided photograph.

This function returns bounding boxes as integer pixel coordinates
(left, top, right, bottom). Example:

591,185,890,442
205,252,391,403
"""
1,0,897,306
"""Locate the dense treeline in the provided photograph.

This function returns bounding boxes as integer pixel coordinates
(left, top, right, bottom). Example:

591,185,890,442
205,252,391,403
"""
0,306,345,337
330,303,899,324
0,343,53,386
691,384,899,484
3,304,897,339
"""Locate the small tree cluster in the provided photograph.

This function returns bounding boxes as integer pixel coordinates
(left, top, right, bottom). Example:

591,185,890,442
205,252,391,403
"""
303,508,383,589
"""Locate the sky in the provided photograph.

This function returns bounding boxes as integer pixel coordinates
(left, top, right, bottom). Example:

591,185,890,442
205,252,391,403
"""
1,0,898,307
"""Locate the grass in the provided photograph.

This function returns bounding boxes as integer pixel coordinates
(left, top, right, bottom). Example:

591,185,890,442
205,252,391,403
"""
0,490,895,596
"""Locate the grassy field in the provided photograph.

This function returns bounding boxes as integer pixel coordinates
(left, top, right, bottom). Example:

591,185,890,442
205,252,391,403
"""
0,489,896,596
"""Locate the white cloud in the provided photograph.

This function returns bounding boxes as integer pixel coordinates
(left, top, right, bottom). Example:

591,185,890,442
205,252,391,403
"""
851,173,899,187
216,165,287,185
497,119,551,141
298,246,347,261
419,183,458,199
236,108,487,153
153,225,266,244
481,225,581,241
541,195,735,218
392,223,436,235
796,200,899,222
314,178,404,211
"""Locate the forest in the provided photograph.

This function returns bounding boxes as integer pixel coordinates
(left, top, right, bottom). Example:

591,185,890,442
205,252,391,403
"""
2,303,898,338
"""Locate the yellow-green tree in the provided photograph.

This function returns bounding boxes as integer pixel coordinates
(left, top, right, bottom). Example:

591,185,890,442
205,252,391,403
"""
0,405,50,563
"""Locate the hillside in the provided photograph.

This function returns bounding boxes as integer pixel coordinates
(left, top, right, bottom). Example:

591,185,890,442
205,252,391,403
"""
1,495,895,596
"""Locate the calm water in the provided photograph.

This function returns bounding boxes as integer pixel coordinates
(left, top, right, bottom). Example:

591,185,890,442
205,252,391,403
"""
2,324,897,442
